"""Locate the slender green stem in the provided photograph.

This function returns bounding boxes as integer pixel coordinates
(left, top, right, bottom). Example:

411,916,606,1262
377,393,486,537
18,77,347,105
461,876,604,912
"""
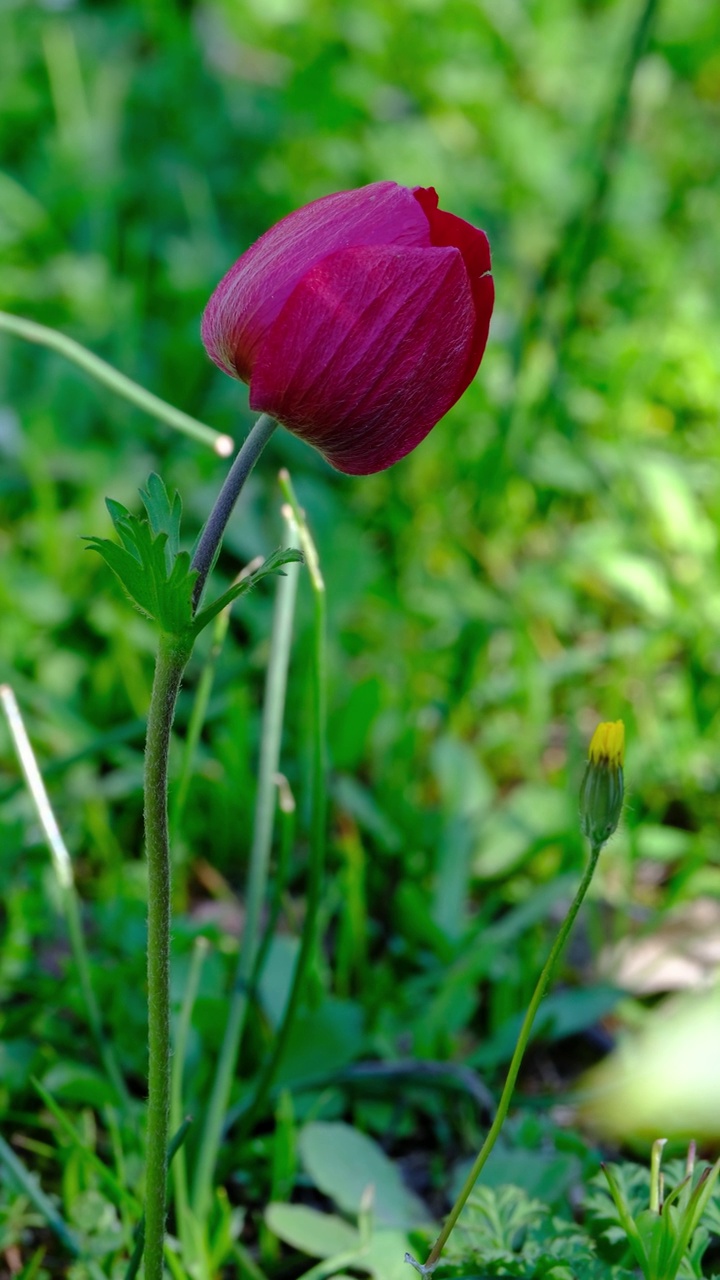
0,684,130,1110
419,840,603,1272
650,1137,667,1213
191,508,300,1220
144,635,191,1280
0,310,234,455
239,471,327,1136
191,414,277,605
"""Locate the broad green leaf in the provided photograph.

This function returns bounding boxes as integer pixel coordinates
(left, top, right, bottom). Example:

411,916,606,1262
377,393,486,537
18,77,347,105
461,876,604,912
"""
264,1203,360,1258
299,1122,431,1229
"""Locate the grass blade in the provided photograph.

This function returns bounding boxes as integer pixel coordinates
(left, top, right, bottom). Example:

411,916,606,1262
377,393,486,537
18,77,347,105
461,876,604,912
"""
0,1134,106,1280
190,504,301,1220
170,936,209,1267
0,683,129,1110
239,470,327,1134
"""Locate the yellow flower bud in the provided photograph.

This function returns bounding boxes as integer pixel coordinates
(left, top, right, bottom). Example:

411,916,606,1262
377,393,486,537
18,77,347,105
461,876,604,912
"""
580,720,625,849
588,720,625,770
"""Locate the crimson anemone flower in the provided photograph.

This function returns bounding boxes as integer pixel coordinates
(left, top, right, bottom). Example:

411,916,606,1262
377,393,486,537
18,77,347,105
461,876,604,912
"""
201,181,494,475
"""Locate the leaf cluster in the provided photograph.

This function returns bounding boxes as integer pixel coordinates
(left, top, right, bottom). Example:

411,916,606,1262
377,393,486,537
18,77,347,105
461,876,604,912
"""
84,473,302,644
440,1184,634,1279
440,1153,720,1280
590,1155,720,1280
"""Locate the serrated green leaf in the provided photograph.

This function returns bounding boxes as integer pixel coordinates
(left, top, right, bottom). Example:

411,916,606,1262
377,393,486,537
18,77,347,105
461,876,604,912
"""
89,480,301,642
140,473,183,569
86,512,197,636
191,546,303,637
85,535,150,610
636,1207,671,1278
105,497,132,529
104,499,145,564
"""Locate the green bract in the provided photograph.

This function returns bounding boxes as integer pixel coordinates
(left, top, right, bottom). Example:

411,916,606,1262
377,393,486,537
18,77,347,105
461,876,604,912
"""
579,757,624,849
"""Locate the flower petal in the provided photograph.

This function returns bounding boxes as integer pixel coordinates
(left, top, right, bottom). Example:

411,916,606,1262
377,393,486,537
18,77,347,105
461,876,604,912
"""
249,244,475,474
413,186,493,384
201,182,431,383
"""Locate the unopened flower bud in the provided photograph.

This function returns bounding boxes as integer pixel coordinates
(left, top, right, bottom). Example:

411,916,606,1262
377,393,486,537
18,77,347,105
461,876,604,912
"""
579,720,625,849
201,182,494,474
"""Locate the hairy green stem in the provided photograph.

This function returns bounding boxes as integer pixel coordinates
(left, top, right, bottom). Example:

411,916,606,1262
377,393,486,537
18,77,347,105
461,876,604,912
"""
238,471,327,1136
418,840,603,1273
144,635,191,1280
191,509,300,1220
0,310,233,456
170,591,234,849
125,1119,194,1280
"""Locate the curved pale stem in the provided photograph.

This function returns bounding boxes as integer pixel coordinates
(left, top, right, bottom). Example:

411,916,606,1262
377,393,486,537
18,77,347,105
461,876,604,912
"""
0,309,234,455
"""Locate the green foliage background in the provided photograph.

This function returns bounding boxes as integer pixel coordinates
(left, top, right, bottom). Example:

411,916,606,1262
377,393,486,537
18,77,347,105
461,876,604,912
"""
2,0,720,1265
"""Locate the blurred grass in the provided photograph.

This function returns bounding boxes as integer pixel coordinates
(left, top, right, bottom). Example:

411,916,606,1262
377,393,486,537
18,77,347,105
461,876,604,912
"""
2,0,720,1242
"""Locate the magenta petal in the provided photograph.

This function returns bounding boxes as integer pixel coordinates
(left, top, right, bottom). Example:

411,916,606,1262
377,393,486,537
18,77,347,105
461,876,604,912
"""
248,244,475,474
413,186,493,381
200,182,431,383
460,273,494,388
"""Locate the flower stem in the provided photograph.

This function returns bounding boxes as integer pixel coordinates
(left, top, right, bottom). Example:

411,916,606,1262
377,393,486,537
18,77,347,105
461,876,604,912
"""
191,413,277,605
418,839,604,1273
124,1119,194,1280
170,590,234,851
144,634,191,1280
141,416,276,1279
191,508,300,1221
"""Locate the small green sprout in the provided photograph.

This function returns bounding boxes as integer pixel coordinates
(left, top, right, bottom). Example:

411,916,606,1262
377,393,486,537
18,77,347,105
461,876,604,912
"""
601,1139,720,1280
